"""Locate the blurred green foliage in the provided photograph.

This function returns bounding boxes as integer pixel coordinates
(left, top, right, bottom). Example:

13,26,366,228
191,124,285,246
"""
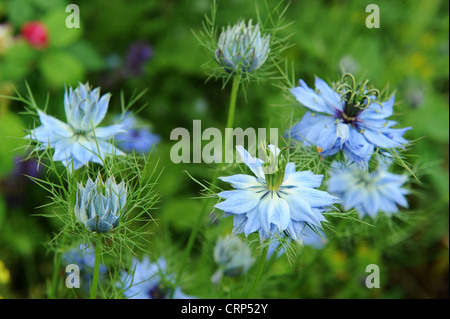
0,0,448,298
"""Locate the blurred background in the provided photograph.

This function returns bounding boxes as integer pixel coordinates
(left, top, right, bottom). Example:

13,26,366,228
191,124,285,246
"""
0,0,448,298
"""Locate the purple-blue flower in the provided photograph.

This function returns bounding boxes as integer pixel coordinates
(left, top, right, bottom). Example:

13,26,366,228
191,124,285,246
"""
27,83,125,171
120,257,196,299
115,114,160,153
327,160,409,218
286,75,411,168
214,145,340,242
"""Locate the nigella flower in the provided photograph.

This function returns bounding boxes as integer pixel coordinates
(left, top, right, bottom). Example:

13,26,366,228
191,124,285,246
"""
286,74,411,168
120,257,196,299
216,19,270,74
327,160,409,218
115,113,160,153
28,83,125,171
214,145,340,242
211,236,255,285
74,174,127,233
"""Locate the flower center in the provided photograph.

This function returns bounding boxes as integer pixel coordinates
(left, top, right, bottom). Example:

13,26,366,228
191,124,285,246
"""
335,73,380,125
263,151,287,191
147,284,171,299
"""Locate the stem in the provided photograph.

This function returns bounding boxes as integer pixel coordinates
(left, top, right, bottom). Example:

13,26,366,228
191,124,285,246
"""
170,75,240,298
49,251,62,299
225,74,240,129
247,245,269,299
90,243,102,299
224,74,240,162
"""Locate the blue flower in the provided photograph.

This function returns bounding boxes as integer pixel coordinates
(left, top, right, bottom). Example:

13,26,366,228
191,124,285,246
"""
211,236,255,285
216,19,270,73
120,257,196,299
214,145,340,242
286,75,411,168
327,160,409,218
74,175,127,233
28,83,125,171
115,113,160,153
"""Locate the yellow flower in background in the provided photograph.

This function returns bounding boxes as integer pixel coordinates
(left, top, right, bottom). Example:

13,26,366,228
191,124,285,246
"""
0,261,10,284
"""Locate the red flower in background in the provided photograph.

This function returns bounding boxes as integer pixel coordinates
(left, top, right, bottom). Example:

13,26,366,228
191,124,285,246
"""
21,21,48,49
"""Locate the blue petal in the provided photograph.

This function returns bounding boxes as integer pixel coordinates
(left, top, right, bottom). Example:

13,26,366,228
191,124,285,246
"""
281,192,324,225
283,170,324,188
215,189,264,214
219,174,262,189
236,145,265,179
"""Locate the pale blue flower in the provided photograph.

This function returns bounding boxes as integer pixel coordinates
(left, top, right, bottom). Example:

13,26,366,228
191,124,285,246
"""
28,83,125,171
120,257,196,299
74,175,127,233
211,236,255,284
215,145,340,242
286,76,411,168
327,160,409,218
216,19,270,73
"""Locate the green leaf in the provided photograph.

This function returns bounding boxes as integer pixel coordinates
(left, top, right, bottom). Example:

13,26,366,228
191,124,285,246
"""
43,9,82,48
39,51,85,87
0,112,26,179
0,42,36,81
68,41,106,71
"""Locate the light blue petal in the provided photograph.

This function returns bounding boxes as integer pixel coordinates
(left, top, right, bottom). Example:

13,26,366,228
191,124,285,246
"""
281,192,323,225
215,189,263,214
244,207,261,236
283,170,324,188
219,174,262,189
236,145,265,179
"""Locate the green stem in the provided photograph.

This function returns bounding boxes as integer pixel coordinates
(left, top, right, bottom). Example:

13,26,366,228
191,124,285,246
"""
224,74,240,162
226,74,240,130
247,245,269,299
90,243,102,299
170,75,241,298
49,251,62,299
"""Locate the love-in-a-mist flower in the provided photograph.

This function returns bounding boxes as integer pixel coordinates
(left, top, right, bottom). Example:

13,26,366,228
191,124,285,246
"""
115,113,160,153
286,74,411,168
28,83,125,170
74,175,127,233
120,257,196,299
211,236,255,285
216,19,270,74
215,145,340,242
327,160,409,218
